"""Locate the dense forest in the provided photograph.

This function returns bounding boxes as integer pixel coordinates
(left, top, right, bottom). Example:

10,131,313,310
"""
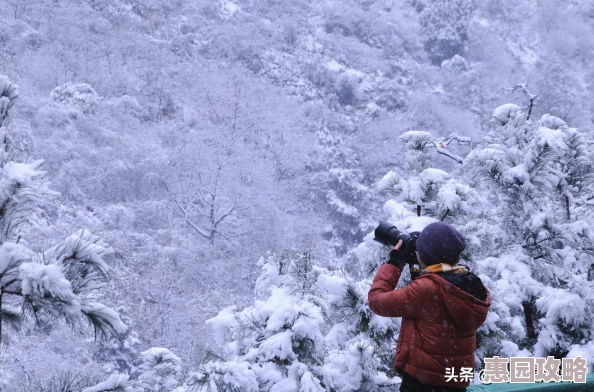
1,0,593,390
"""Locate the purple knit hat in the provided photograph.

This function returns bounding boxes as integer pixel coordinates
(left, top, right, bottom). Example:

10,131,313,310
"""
416,222,465,266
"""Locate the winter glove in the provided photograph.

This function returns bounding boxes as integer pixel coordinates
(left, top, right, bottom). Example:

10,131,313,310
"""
388,246,407,271
387,231,420,272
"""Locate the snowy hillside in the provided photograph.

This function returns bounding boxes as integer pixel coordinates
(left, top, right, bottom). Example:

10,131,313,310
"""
1,0,593,390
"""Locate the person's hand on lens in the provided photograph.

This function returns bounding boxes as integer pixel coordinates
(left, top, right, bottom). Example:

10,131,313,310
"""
388,239,407,271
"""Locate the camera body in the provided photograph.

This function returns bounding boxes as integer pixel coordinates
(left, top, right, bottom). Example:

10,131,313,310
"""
373,221,420,266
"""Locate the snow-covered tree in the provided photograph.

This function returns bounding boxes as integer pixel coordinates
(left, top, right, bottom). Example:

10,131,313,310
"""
195,250,399,391
0,77,126,348
465,101,594,366
381,130,475,206
50,82,100,115
195,250,327,391
317,269,400,391
375,130,497,266
419,0,475,65
132,347,183,392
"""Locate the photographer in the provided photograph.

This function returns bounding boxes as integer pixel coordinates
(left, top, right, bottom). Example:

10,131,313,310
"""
368,222,490,392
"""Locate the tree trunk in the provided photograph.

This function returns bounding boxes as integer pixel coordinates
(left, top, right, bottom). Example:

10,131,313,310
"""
416,205,421,217
522,297,537,340
564,195,570,220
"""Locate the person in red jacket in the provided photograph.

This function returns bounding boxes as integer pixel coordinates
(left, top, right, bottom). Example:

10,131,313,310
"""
368,222,490,392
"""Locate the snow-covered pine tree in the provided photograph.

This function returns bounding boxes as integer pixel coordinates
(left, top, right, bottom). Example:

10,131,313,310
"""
195,250,327,392
0,76,126,349
0,76,18,129
316,268,400,391
131,347,184,391
372,130,496,269
378,130,478,219
465,101,594,366
195,250,399,392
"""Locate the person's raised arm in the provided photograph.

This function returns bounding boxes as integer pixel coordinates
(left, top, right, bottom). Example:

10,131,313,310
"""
368,240,428,318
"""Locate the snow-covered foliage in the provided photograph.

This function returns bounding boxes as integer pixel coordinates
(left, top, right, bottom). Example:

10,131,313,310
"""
93,312,141,374
420,0,475,64
50,83,100,114
367,129,492,269
307,122,373,258
133,347,183,391
0,76,19,128
2,0,594,388
0,77,125,386
194,250,399,391
83,373,132,392
466,106,594,367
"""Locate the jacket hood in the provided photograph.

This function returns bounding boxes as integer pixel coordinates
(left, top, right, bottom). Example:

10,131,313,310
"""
421,273,491,330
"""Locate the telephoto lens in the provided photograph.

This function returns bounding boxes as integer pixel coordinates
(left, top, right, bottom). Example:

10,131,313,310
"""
373,221,411,247
373,221,421,267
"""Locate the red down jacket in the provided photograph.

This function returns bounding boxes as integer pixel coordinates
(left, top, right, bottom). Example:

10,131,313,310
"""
368,264,491,388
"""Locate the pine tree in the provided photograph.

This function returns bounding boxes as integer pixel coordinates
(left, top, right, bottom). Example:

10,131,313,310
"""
373,130,494,269
318,269,400,391
465,100,594,365
195,250,399,391
0,76,18,129
196,250,327,391
132,347,183,392
0,76,126,349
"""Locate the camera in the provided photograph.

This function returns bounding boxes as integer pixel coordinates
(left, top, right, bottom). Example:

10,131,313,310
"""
373,221,420,266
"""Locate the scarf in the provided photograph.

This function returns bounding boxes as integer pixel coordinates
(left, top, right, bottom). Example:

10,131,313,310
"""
421,263,469,275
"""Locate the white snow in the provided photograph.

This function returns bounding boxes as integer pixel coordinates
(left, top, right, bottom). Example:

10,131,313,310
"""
137,347,183,391
0,241,32,275
81,302,128,334
202,360,260,392
399,130,433,142
540,114,568,130
326,190,359,217
219,0,240,19
421,167,449,184
567,342,594,372
206,306,239,347
317,274,348,297
383,199,414,220
492,103,521,124
19,262,75,300
327,60,343,72
537,126,567,150
377,170,398,191
259,330,296,361
82,374,131,392
1,160,46,195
